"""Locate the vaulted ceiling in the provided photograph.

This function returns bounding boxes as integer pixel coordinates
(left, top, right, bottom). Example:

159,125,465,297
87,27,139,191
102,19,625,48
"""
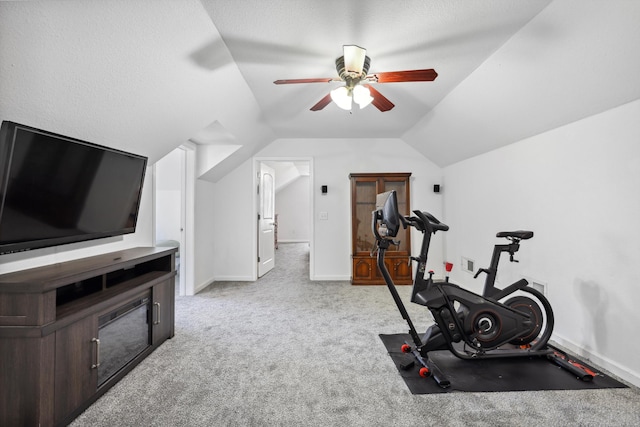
203,0,552,140
1,1,639,182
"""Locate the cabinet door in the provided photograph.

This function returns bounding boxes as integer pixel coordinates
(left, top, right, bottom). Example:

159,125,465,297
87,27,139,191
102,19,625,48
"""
352,178,378,255
353,258,374,282
382,179,410,254
389,257,413,282
152,279,174,345
0,334,55,427
55,315,98,424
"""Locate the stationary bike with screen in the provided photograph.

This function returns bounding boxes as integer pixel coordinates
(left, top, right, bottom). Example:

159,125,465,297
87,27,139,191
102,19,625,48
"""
372,190,556,388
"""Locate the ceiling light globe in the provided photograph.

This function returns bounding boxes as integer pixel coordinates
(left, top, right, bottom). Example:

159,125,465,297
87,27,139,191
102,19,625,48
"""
353,85,373,109
330,86,352,110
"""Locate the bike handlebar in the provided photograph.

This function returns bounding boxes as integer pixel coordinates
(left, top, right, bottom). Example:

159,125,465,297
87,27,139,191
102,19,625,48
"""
410,210,449,233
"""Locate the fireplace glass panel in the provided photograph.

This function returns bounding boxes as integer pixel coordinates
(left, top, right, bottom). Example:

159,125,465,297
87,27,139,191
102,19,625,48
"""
97,297,151,386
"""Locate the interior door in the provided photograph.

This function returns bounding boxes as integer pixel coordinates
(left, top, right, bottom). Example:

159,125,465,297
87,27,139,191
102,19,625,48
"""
258,163,275,277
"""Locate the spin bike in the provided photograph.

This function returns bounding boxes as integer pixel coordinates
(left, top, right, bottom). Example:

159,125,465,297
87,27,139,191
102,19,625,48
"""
373,190,557,388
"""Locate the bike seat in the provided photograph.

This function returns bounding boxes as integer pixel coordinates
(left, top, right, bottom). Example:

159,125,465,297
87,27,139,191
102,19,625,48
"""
496,230,533,240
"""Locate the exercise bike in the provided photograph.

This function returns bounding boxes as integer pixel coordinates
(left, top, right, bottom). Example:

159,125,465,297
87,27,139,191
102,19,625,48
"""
373,190,557,388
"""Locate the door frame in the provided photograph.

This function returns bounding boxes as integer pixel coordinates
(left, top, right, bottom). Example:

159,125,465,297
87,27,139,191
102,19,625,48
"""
253,157,315,281
181,142,196,295
153,142,196,296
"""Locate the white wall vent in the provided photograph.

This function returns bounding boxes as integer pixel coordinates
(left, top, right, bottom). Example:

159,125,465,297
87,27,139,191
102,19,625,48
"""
526,277,547,296
462,257,475,274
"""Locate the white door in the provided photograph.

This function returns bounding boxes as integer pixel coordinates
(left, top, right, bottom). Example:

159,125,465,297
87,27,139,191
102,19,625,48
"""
258,163,275,277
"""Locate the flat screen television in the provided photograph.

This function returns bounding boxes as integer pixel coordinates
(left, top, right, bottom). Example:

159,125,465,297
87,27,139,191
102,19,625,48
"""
0,121,148,255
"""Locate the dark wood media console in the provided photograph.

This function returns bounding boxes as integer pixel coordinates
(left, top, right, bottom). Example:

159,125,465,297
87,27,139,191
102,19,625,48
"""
0,247,177,427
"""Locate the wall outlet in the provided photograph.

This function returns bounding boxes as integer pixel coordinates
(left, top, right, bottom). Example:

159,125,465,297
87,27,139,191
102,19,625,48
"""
319,211,328,220
461,257,475,274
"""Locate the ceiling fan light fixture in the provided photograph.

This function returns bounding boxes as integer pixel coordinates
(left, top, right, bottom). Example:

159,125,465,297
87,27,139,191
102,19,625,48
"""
330,86,352,110
274,45,436,113
353,84,373,109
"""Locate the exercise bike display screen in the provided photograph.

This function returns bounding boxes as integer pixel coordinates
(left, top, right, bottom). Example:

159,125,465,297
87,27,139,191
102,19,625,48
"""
375,191,400,238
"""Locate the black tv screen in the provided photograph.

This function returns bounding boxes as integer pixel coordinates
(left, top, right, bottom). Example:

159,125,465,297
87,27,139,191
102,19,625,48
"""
0,121,148,255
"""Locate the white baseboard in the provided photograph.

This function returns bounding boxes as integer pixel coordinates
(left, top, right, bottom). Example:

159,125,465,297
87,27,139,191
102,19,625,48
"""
211,275,254,282
193,276,255,294
278,239,309,243
310,275,351,281
194,278,215,294
552,334,640,388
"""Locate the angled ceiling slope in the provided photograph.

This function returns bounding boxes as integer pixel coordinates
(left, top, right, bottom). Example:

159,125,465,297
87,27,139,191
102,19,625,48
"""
403,0,640,166
0,0,276,183
189,120,242,179
0,0,231,165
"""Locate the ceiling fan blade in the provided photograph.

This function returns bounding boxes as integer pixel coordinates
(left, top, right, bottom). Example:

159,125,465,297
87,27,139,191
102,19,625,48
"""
310,93,333,111
364,84,394,112
368,69,438,83
274,78,335,85
343,45,367,74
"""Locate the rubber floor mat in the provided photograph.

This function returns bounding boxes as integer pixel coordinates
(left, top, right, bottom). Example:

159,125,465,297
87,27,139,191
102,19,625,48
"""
380,333,628,394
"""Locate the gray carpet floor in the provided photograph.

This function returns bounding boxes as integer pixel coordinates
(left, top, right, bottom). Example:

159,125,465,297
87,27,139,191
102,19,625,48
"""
71,243,640,426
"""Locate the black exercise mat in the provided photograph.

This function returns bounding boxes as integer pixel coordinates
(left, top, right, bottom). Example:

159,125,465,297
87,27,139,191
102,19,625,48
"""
380,334,628,394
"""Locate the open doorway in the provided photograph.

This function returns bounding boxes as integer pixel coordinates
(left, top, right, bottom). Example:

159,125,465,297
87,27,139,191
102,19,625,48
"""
154,145,195,295
255,158,313,280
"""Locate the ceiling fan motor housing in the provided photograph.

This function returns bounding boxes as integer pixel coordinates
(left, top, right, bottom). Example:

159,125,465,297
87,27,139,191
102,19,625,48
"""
335,55,371,87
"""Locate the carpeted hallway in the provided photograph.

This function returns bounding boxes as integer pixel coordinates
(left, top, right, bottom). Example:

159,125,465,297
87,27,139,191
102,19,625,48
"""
70,243,640,426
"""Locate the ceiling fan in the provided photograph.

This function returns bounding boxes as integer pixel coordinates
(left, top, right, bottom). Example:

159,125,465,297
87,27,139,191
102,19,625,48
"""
274,45,438,112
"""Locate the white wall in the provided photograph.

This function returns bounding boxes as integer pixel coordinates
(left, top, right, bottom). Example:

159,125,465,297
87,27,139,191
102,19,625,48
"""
155,149,182,243
210,158,256,281
276,176,310,242
443,100,640,386
254,138,444,281
194,178,217,291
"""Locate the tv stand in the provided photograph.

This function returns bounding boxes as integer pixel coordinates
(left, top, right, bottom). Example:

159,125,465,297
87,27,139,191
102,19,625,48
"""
0,247,177,427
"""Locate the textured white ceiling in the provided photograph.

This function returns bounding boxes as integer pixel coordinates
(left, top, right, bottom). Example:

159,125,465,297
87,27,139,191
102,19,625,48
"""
1,1,639,179
202,0,640,167
202,0,554,141
0,0,275,177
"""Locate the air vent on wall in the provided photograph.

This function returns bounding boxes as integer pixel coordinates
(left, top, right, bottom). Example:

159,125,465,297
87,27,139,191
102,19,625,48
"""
462,257,475,274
